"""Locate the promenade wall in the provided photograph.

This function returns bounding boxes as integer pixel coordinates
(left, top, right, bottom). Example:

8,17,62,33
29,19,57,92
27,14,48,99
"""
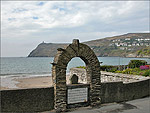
1,78,149,112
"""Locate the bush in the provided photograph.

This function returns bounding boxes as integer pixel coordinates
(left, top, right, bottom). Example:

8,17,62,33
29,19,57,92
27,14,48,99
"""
100,65,114,71
131,68,141,75
115,70,122,73
108,67,118,72
115,67,150,77
122,68,133,74
77,65,118,72
128,60,147,68
142,70,150,77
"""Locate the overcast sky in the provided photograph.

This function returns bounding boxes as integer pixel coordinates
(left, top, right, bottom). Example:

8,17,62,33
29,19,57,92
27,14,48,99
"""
1,1,149,57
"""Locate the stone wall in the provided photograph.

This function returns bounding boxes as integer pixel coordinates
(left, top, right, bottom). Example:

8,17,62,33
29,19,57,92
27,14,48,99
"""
101,81,124,103
1,87,54,112
70,68,149,83
101,79,150,103
69,68,87,84
1,78,149,112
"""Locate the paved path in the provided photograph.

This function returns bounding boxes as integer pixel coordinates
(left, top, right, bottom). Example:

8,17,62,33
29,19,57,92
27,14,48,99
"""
46,97,150,113
67,97,150,113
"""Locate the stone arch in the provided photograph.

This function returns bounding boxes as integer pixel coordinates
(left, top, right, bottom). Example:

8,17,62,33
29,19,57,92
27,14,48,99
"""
52,39,101,111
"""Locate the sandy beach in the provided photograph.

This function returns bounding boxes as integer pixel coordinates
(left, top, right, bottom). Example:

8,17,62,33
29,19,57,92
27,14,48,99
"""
15,76,53,89
0,75,71,90
1,71,148,90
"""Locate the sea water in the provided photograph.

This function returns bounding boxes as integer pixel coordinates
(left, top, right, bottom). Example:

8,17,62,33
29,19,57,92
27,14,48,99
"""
1,57,149,89
1,57,150,76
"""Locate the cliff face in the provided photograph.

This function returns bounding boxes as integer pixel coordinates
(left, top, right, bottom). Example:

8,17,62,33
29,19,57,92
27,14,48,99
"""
28,33,150,57
28,43,68,57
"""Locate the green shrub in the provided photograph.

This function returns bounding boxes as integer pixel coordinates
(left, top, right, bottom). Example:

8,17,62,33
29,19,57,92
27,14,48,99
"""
115,67,150,77
122,68,133,74
77,65,118,72
115,70,122,73
131,68,141,72
108,68,118,72
128,60,147,68
142,70,150,77
100,65,114,71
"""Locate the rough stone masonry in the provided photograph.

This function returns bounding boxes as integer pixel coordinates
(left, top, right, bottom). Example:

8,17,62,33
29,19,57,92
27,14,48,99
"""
52,39,101,112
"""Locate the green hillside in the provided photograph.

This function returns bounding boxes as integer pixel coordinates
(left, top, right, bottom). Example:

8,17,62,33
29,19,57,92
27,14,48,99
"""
28,33,150,58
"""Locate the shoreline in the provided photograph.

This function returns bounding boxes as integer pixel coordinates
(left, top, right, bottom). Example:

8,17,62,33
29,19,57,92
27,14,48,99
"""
0,75,71,90
1,71,149,90
0,76,53,90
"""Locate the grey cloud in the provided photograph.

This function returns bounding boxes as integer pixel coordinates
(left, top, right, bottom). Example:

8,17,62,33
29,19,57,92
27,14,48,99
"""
1,1,149,57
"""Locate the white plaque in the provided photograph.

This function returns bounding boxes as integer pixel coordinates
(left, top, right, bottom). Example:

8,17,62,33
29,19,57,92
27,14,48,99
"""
68,87,88,104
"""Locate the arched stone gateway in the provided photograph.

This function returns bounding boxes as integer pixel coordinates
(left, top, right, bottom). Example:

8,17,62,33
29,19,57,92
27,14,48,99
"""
52,39,101,111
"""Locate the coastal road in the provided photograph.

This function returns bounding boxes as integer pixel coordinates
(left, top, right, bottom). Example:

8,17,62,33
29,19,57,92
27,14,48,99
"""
46,97,150,113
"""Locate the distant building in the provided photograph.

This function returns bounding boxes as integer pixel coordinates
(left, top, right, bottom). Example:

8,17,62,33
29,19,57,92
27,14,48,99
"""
125,38,130,40
123,43,128,46
120,47,126,50
140,43,144,46
132,43,136,46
